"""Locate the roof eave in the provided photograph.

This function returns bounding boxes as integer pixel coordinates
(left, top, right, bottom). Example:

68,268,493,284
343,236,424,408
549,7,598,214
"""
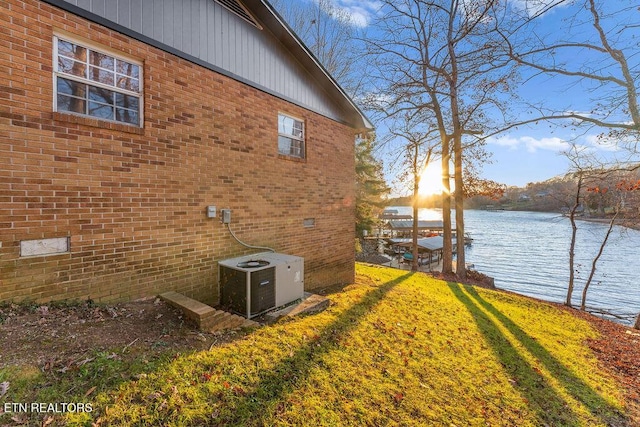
248,0,373,130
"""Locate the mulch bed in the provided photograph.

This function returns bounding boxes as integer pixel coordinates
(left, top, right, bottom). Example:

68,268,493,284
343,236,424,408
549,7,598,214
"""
0,299,240,371
570,309,640,424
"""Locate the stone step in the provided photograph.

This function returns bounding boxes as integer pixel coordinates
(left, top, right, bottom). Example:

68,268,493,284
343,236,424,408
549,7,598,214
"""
159,291,216,330
208,312,233,332
200,310,228,330
159,291,260,333
209,312,252,332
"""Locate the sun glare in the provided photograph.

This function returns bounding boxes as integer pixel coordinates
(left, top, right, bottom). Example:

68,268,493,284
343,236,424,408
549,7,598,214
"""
419,162,445,196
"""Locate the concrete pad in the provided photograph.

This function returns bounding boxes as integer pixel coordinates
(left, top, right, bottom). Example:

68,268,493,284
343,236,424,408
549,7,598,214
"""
265,292,330,321
286,293,330,317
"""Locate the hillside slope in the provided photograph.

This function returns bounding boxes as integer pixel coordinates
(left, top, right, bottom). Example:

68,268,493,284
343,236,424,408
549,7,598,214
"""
65,263,632,426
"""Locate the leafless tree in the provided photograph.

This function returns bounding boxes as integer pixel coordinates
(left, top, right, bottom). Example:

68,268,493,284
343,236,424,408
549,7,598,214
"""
384,113,440,272
563,144,629,310
497,0,639,155
366,0,518,279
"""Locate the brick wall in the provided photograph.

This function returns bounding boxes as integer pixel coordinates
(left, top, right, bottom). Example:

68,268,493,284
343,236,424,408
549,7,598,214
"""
0,0,356,305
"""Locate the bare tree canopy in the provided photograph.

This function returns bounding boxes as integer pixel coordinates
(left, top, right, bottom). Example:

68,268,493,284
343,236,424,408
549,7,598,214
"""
269,0,369,99
498,0,640,150
366,0,520,279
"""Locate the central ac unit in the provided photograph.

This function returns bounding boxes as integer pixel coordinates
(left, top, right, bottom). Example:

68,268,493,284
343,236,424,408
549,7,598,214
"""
219,252,304,318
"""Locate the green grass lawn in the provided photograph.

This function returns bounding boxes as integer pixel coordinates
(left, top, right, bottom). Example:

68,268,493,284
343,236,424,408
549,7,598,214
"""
4,263,631,426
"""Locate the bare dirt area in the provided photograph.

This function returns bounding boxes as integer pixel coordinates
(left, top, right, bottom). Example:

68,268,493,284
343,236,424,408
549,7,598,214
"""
0,299,238,371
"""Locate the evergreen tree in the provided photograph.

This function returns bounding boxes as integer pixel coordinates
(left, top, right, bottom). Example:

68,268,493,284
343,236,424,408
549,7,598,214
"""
356,134,390,237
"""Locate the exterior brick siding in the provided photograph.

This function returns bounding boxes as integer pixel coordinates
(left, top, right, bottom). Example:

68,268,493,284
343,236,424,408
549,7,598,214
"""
0,0,356,305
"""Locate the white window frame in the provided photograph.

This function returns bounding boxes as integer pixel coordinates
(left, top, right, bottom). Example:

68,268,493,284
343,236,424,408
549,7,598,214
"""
53,34,143,127
278,113,305,159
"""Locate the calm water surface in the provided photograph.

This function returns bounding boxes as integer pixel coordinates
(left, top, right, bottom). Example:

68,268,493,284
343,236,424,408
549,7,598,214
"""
391,207,640,324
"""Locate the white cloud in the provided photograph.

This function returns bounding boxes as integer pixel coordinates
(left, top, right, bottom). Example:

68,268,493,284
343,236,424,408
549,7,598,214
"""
491,136,521,149
584,134,621,152
520,136,570,152
333,0,382,27
488,135,570,152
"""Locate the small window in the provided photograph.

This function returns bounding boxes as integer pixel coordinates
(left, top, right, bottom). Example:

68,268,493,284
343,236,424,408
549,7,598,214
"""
278,114,305,159
54,36,142,126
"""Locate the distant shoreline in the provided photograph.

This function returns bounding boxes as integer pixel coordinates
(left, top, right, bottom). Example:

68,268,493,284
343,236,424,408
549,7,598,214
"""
576,216,640,231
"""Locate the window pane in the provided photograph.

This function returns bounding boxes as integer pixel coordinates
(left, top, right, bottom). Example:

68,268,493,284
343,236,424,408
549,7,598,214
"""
278,136,291,155
278,136,304,158
116,60,140,79
116,76,140,92
58,39,87,62
58,57,86,78
89,86,115,105
88,102,114,120
290,140,304,157
88,66,114,86
57,78,87,97
90,51,114,70
278,114,303,138
116,108,139,125
57,94,86,114
115,93,139,110
278,115,293,135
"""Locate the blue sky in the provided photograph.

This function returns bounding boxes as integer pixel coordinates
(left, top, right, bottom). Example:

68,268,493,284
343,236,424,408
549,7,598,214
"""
277,0,637,190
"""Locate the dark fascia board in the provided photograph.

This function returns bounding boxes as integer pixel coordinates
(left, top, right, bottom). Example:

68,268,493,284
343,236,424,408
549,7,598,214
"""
39,0,373,131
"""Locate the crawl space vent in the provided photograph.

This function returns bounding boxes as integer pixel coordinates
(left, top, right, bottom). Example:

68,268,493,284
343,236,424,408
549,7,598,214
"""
214,0,261,28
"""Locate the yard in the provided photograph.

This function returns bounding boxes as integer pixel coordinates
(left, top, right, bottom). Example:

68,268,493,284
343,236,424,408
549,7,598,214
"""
1,264,638,426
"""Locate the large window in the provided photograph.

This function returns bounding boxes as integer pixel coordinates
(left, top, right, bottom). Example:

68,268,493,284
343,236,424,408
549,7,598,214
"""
278,114,305,159
54,36,142,126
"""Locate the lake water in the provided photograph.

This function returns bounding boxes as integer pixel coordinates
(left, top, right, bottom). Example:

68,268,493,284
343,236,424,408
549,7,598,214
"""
389,207,640,324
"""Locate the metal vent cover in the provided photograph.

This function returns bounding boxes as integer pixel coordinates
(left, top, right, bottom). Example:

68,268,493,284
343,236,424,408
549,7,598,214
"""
214,0,261,28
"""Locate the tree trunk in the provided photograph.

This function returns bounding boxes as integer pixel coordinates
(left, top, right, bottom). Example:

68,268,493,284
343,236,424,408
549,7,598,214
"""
453,133,465,281
580,211,617,310
441,144,453,274
412,177,419,272
634,313,640,330
567,175,582,307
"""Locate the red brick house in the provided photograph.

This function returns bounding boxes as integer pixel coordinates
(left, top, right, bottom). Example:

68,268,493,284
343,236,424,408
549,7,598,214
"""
0,0,371,305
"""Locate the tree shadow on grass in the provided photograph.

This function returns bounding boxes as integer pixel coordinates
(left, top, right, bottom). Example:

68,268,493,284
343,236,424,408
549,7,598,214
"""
223,272,414,426
448,283,628,427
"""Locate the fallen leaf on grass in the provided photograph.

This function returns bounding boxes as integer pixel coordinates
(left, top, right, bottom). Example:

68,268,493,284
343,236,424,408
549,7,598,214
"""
392,392,404,405
76,357,95,367
85,386,97,397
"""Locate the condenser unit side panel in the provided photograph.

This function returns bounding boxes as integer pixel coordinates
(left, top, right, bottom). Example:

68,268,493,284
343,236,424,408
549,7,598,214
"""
275,258,304,307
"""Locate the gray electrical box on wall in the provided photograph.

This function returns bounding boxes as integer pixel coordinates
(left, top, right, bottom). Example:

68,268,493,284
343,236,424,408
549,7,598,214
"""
221,209,231,224
206,206,216,218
